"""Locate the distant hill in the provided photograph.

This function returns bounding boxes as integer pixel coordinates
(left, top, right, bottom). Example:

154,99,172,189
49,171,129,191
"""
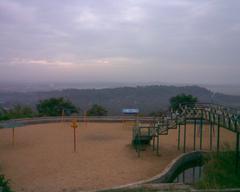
0,85,240,115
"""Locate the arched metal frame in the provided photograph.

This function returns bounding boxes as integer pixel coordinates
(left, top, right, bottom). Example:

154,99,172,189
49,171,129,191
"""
132,103,240,173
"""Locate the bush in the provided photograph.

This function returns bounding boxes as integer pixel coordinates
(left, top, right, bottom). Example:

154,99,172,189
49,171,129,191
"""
149,111,165,117
195,149,240,189
87,104,108,116
0,174,13,192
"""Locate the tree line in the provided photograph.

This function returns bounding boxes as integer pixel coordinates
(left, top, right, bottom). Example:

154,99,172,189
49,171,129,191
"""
0,94,197,120
0,97,108,120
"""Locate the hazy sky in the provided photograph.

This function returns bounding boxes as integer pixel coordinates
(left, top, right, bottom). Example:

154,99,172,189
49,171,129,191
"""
0,0,240,84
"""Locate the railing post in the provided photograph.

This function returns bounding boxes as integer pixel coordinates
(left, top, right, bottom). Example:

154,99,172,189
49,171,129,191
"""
236,119,239,174
157,123,160,156
183,117,187,153
200,110,203,150
193,119,196,151
137,126,141,157
217,115,220,153
178,123,181,150
210,121,213,151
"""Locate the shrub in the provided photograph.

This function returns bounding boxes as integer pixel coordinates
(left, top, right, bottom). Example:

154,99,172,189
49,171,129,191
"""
87,104,108,116
0,174,13,192
196,149,240,189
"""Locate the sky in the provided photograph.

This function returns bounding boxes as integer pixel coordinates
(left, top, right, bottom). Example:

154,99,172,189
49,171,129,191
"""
0,0,240,85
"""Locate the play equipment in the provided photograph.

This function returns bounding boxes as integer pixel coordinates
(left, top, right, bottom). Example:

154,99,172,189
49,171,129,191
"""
132,103,240,173
132,116,177,156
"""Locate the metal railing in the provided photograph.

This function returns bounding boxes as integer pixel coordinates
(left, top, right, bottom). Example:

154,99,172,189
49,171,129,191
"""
0,116,155,128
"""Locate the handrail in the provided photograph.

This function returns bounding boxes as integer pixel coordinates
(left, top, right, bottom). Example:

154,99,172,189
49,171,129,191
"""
0,116,155,128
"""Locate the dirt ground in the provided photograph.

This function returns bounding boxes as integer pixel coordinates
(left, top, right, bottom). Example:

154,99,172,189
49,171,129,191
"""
0,122,236,192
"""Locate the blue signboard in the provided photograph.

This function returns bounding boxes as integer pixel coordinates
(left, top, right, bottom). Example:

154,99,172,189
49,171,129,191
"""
122,108,139,114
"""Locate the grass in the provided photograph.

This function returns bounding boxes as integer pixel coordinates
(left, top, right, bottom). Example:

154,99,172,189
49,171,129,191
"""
0,174,14,192
102,189,159,192
195,148,240,189
101,188,188,192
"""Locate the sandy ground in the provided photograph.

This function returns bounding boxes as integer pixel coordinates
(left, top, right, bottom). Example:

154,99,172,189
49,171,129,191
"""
0,122,236,192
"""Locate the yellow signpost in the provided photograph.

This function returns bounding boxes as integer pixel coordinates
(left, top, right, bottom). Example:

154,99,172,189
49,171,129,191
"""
12,127,15,146
71,119,78,152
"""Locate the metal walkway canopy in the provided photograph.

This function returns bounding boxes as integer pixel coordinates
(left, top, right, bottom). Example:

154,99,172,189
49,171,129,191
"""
132,103,240,173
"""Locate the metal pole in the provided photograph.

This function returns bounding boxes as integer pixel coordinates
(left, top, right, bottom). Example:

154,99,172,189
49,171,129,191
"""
183,170,185,183
194,119,196,151
152,135,155,151
236,132,239,174
12,127,15,146
200,116,203,150
217,115,220,153
199,166,202,179
193,167,195,183
157,127,160,156
74,127,76,152
138,127,141,157
183,118,186,153
210,121,213,151
178,123,181,150
213,114,216,137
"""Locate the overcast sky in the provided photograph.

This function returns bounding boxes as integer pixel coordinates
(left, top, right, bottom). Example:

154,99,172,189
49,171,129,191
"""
0,0,240,85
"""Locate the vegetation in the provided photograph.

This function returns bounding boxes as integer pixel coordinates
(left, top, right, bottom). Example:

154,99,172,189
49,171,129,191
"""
0,174,13,192
0,105,34,121
0,86,225,115
0,107,7,121
102,187,160,192
170,94,198,112
37,97,78,116
1,85,240,115
87,104,108,116
149,110,165,117
196,150,240,189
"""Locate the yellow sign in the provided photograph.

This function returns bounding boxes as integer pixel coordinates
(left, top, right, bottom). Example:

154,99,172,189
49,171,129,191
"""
71,119,78,129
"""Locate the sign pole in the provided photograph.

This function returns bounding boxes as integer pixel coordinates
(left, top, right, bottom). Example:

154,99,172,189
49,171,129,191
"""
74,126,76,152
71,119,78,152
12,126,15,146
62,109,64,122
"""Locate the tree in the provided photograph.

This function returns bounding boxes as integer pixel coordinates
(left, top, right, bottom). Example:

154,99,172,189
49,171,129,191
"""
7,105,34,118
37,97,78,116
87,104,108,116
0,106,6,121
170,94,198,112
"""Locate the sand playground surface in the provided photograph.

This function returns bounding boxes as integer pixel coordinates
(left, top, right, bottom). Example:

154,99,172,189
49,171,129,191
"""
0,122,236,192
